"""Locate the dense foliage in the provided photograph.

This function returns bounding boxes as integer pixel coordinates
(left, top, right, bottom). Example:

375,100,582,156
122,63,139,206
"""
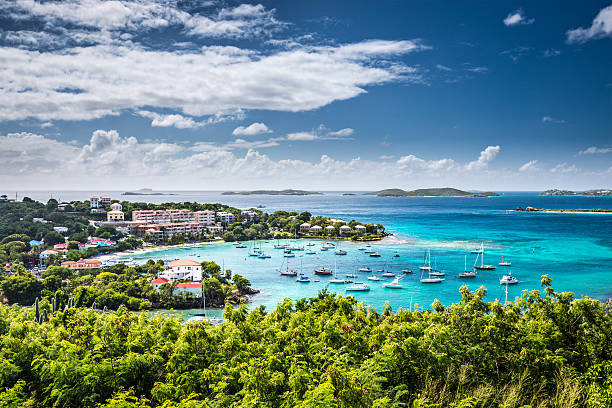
0,279,609,407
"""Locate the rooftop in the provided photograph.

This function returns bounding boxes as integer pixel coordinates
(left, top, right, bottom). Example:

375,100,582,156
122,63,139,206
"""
168,259,201,267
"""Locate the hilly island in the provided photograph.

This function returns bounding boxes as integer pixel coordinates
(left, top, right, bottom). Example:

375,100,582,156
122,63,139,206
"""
365,187,500,197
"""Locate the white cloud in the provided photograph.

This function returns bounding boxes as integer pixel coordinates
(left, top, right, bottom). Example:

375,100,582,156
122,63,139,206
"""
396,155,456,172
500,46,532,62
503,9,535,26
567,5,612,44
232,122,272,136
379,155,395,160
465,66,488,73
519,160,538,172
137,110,222,129
465,146,500,170
286,131,318,141
541,116,566,124
543,49,560,57
328,128,354,137
550,162,578,173
578,146,612,155
0,39,426,122
436,64,453,71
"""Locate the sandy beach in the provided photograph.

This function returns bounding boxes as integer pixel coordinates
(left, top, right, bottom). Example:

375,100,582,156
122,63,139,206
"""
94,240,225,261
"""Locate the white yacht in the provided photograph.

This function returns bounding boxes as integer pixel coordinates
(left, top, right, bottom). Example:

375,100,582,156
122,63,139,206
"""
346,283,371,292
383,277,403,289
459,254,476,278
499,272,519,285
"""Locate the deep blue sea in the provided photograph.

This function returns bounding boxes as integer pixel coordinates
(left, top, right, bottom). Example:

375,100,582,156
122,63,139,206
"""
13,190,612,316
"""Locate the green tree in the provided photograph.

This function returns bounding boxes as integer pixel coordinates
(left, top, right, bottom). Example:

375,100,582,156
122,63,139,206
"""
43,230,65,247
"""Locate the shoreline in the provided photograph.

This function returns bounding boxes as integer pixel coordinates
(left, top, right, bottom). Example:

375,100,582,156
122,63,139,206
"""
513,209,612,215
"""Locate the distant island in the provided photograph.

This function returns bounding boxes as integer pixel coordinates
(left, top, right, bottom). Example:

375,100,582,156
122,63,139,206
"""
515,206,612,214
222,189,322,196
122,188,176,196
540,189,612,196
365,188,499,197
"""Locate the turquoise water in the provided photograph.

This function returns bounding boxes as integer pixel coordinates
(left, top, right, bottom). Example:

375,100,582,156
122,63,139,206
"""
59,190,609,314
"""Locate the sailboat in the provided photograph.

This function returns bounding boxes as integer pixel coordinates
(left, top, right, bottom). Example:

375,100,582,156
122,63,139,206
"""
381,262,395,277
383,276,403,289
419,249,432,271
329,261,345,284
499,250,511,266
430,257,445,277
459,254,476,278
296,261,310,282
279,260,297,276
359,266,372,273
420,266,444,283
346,282,371,291
474,243,496,270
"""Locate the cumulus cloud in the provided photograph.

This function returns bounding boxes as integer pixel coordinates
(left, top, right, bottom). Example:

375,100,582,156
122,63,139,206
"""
465,146,500,171
397,155,456,172
567,5,612,44
503,9,535,26
519,160,538,172
136,110,232,129
0,39,426,122
328,128,354,137
286,126,355,142
232,122,272,136
578,146,612,155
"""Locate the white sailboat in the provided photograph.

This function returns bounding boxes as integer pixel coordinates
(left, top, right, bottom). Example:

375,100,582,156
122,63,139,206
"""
419,249,432,271
459,254,476,278
420,263,444,283
498,250,511,266
474,243,496,270
430,257,445,277
279,259,297,276
382,276,403,289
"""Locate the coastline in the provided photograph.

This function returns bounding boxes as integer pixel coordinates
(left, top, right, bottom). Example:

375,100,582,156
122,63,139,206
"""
513,209,612,215
94,240,225,261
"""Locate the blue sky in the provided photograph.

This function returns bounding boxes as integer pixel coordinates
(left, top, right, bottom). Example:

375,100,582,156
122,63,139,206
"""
0,0,610,190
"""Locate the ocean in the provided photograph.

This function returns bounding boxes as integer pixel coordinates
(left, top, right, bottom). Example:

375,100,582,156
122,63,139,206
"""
11,190,612,316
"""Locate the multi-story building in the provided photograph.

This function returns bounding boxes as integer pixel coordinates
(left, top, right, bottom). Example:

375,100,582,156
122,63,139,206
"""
160,259,202,281
61,258,102,270
194,210,215,225
90,196,99,208
100,195,111,206
132,209,196,224
216,211,236,223
107,202,124,222
241,210,260,222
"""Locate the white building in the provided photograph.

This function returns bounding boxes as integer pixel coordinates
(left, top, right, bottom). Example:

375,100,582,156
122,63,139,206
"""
340,225,352,235
216,211,236,223
53,226,68,233
90,196,99,208
160,259,202,281
325,225,336,234
194,210,215,225
355,225,367,233
309,225,323,234
100,196,111,206
241,210,260,222
174,283,203,298
299,223,311,233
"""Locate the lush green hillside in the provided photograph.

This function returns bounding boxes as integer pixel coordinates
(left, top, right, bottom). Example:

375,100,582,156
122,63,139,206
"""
0,279,610,407
222,189,322,195
365,187,499,197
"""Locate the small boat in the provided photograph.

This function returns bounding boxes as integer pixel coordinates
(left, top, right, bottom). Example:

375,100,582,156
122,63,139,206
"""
367,275,380,281
402,269,413,274
284,253,295,258
289,246,304,251
235,244,247,248
359,266,372,272
471,246,483,254
430,259,445,276
499,251,511,266
369,252,381,257
314,267,333,275
258,253,271,259
329,262,345,283
474,243,496,270
335,250,347,255
346,283,371,291
419,249,432,271
325,242,336,247
364,250,374,254
420,267,444,283
357,247,366,251
296,274,311,283
383,277,403,289
499,272,519,285
393,253,400,258
306,243,315,246
459,254,476,278
382,272,395,277
306,250,316,255
345,273,358,278
279,260,297,276
376,269,384,273
320,247,329,251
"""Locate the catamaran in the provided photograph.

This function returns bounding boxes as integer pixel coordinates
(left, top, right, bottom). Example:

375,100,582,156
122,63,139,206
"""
383,277,403,289
499,271,519,285
498,250,511,266
459,254,476,278
474,243,496,270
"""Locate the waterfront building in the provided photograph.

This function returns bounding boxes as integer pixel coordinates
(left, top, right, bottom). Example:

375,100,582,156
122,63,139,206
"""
194,210,215,225
340,225,352,235
161,259,202,281
299,223,311,233
309,225,323,234
355,225,367,234
90,196,99,208
174,282,203,298
107,203,124,222
100,196,111,206
61,258,102,270
325,225,335,234
216,211,236,223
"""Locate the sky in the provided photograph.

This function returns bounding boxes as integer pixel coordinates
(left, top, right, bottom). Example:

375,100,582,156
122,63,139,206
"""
0,0,610,191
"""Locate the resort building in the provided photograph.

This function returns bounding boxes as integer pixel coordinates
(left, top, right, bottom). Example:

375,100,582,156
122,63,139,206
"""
132,209,195,224
174,282,203,298
100,196,111,206
309,225,323,234
194,210,215,225
53,226,68,233
160,259,202,281
299,223,311,233
355,225,367,234
107,203,124,222
241,210,260,221
340,225,352,235
325,225,335,234
216,211,236,223
61,258,102,270
90,196,99,208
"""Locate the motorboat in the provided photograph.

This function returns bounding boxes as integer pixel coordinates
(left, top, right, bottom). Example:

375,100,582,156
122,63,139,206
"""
499,272,519,285
296,275,310,283
346,283,371,291
402,269,413,274
284,252,295,258
369,252,381,257
306,243,315,246
235,244,247,248
358,266,372,273
393,253,400,258
357,247,366,251
364,250,375,254
367,275,380,281
314,267,333,275
381,272,395,277
383,277,403,289
335,250,347,255
306,250,316,255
